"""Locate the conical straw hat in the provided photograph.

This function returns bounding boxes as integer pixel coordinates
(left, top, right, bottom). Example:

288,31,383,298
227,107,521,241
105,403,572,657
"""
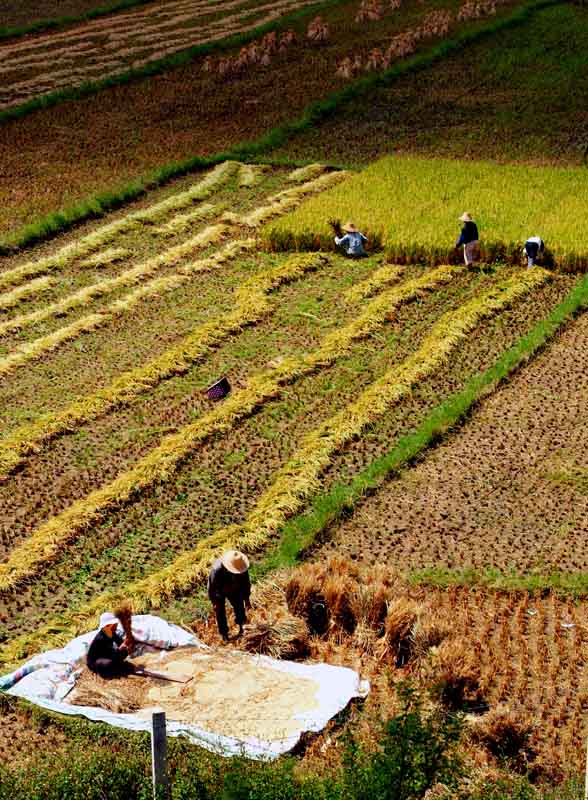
221,550,250,574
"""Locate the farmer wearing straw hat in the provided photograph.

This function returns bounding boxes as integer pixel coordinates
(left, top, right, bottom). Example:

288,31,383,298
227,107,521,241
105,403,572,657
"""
330,219,368,257
208,550,252,641
523,236,545,268
87,612,135,679
455,212,479,267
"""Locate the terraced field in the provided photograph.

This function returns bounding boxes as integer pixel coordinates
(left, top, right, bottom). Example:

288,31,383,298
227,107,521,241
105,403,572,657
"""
0,0,322,110
0,159,579,672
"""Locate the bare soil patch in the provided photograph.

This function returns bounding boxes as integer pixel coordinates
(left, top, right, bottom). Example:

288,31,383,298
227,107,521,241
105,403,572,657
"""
319,308,588,575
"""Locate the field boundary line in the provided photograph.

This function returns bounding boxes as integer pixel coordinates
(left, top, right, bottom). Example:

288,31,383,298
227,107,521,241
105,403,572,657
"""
0,0,558,254
0,160,239,290
0,0,347,127
0,0,158,42
0,263,464,591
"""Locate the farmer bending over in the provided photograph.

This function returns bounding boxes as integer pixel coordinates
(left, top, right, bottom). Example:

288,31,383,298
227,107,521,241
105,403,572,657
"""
455,212,479,267
87,612,134,679
208,550,251,641
330,219,368,258
523,236,545,268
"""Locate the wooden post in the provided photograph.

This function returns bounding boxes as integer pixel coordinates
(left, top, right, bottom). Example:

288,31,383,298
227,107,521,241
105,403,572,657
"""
151,710,169,799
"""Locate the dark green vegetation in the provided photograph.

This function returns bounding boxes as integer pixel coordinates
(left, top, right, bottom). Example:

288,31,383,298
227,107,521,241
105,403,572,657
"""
269,1,588,166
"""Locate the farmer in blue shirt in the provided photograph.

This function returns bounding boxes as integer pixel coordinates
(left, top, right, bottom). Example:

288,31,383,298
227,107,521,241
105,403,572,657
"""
330,219,368,257
455,212,479,266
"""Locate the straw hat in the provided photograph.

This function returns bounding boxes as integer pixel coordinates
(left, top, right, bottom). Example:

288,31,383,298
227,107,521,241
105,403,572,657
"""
342,221,358,233
221,550,250,574
99,612,118,631
459,212,473,222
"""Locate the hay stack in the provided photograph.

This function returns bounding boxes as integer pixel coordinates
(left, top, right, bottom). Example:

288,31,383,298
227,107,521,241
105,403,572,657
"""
242,613,309,660
426,637,486,711
379,598,423,666
470,704,536,762
285,563,329,635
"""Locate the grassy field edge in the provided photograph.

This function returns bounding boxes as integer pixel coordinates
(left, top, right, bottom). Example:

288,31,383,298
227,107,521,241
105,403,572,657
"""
259,272,588,593
0,0,559,255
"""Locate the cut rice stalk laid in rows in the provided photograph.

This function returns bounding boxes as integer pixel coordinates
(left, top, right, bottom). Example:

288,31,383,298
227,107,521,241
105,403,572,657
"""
0,263,467,590
0,269,550,663
0,161,239,292
0,276,55,312
0,238,249,380
0,224,229,337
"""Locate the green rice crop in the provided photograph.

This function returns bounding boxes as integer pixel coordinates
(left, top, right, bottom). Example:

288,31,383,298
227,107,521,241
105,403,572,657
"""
265,155,588,271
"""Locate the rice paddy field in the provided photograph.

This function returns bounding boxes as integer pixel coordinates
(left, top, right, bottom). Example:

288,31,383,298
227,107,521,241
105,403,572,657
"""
0,0,526,241
267,155,588,269
3,0,588,793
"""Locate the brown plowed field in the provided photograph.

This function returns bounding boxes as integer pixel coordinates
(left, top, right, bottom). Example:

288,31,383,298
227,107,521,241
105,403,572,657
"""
0,0,520,240
319,311,588,575
0,0,320,110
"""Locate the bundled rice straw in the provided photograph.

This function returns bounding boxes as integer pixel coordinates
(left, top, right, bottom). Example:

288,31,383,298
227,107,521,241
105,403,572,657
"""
426,636,485,711
114,600,135,652
242,614,309,660
379,598,423,667
70,669,146,714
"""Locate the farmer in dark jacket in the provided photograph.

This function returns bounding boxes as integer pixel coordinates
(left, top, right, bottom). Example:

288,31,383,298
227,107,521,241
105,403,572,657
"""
208,550,251,641
87,613,134,679
455,212,479,266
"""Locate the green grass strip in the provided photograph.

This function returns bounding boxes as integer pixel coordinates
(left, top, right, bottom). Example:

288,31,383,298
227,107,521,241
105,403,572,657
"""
0,0,346,127
0,0,558,255
260,272,588,595
0,0,156,42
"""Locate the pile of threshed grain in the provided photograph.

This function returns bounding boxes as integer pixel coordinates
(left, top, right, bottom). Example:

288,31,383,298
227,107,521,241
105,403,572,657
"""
69,648,320,742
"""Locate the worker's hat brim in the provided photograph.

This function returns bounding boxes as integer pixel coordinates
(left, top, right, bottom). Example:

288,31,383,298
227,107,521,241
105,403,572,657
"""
221,550,250,574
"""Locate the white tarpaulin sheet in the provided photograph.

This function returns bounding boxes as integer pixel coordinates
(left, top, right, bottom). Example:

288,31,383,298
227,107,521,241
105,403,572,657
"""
0,614,369,760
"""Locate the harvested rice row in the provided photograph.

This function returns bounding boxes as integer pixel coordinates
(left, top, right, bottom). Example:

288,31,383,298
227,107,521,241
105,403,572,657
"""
0,245,322,480
129,268,552,602
0,237,243,381
286,164,328,183
0,224,228,337
0,268,550,665
242,171,350,227
155,203,217,237
238,164,268,188
344,264,405,302
0,161,238,292
0,276,55,312
79,247,131,269
0,263,462,591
